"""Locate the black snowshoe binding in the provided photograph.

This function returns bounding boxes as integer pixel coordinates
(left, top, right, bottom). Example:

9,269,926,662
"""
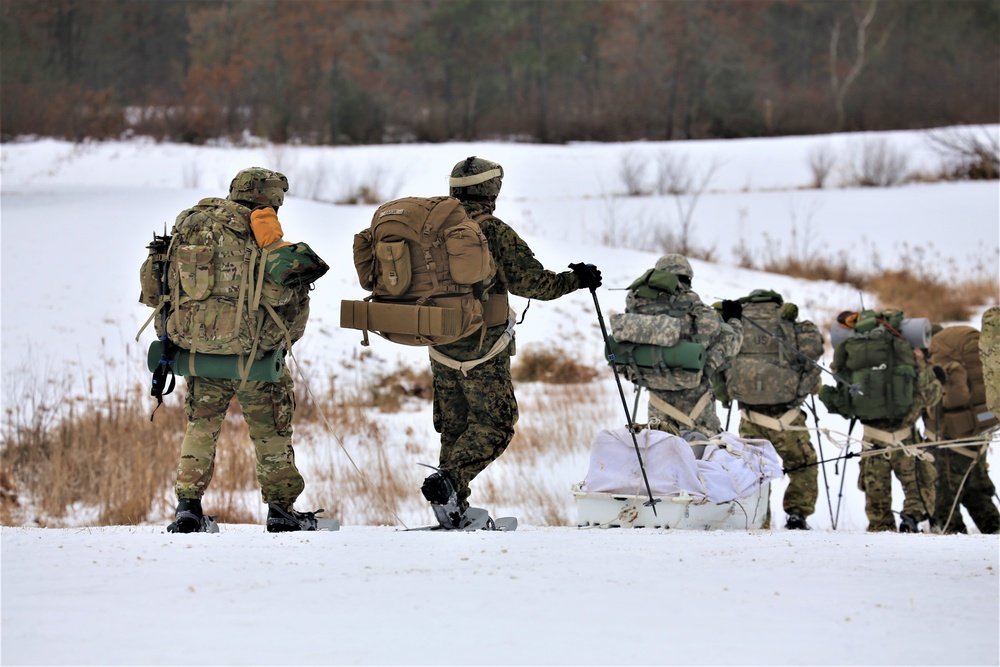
785,512,810,530
898,513,920,533
167,498,219,534
421,472,466,529
266,503,321,533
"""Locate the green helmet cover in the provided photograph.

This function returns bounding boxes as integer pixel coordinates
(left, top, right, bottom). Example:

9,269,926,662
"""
228,167,289,208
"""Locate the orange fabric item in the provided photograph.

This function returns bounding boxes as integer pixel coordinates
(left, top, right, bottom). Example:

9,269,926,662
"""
836,311,860,329
250,207,292,250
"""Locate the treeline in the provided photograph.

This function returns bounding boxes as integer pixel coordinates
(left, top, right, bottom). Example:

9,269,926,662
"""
2,0,998,144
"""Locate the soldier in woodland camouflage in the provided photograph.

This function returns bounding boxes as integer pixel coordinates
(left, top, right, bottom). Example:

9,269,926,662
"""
714,290,825,530
619,254,743,435
142,167,320,533
420,157,603,527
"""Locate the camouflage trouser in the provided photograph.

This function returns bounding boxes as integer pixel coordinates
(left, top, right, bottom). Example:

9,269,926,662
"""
647,381,722,435
857,429,936,531
934,446,1000,534
739,410,817,519
431,348,517,511
175,368,305,508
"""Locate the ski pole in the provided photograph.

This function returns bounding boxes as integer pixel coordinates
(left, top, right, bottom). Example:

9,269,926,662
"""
588,282,660,515
833,417,856,530
808,395,835,529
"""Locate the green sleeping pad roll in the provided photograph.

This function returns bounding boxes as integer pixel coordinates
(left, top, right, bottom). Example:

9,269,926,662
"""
606,336,707,372
147,341,284,382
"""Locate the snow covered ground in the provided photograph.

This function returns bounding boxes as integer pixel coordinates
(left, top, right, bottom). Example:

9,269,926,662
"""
1,128,998,665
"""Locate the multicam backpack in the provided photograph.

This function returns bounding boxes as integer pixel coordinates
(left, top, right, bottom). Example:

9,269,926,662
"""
139,198,310,358
726,290,824,406
820,310,917,421
343,196,497,346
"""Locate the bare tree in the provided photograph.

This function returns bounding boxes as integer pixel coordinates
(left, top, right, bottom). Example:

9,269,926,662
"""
806,143,837,189
828,0,891,132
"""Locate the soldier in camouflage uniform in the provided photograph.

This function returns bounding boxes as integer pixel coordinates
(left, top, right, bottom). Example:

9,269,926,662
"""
828,311,942,532
713,290,825,530
982,306,1000,417
926,325,999,534
618,254,743,435
420,156,602,527
148,168,317,533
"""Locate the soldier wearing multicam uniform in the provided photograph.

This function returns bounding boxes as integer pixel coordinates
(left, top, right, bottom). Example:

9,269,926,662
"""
616,254,743,435
713,290,825,530
419,157,602,526
824,310,942,533
143,167,319,533
982,306,1000,417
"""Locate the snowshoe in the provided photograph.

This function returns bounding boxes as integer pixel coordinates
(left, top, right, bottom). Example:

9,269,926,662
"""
898,513,920,533
167,498,219,534
266,503,324,533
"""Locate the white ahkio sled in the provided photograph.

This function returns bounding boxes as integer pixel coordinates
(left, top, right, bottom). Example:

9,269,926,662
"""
571,428,783,530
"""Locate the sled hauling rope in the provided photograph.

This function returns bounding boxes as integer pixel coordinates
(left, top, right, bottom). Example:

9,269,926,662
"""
287,348,410,530
588,282,660,516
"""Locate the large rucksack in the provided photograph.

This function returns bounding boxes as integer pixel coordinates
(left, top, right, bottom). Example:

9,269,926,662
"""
926,326,998,437
139,198,312,359
726,291,824,406
342,196,497,346
609,268,711,391
819,310,917,422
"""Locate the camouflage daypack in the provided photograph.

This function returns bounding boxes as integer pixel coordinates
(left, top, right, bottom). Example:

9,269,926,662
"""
343,196,497,346
726,290,824,406
819,310,917,422
139,197,309,358
926,326,998,437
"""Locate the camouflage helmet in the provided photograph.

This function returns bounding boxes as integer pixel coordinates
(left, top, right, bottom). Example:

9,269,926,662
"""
449,156,503,202
655,254,694,279
228,167,289,208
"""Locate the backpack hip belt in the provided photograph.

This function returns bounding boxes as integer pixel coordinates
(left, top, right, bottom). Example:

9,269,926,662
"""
740,407,803,433
863,424,913,447
647,391,713,429
428,309,515,377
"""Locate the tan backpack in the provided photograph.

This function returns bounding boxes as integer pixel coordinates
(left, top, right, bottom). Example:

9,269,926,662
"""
342,196,497,346
927,326,998,437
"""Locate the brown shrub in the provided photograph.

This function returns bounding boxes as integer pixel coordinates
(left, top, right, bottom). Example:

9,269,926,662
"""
512,348,600,384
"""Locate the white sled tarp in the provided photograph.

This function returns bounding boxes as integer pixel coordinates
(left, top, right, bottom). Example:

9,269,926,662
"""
574,427,783,530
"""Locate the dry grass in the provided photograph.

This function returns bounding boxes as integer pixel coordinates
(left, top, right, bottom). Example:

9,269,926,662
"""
740,242,998,323
512,348,600,384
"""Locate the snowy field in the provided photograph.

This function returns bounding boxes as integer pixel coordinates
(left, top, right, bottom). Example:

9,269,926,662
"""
1,128,999,665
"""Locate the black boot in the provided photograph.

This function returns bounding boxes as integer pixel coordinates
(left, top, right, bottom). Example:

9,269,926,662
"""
168,498,203,534
421,472,464,529
266,504,319,533
898,513,920,533
785,512,810,530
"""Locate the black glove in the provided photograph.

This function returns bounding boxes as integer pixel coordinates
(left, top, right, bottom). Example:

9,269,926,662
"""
721,299,742,321
932,365,947,384
569,263,602,290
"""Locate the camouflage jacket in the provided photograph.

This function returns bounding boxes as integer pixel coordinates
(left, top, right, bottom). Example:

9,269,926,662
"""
432,202,580,361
